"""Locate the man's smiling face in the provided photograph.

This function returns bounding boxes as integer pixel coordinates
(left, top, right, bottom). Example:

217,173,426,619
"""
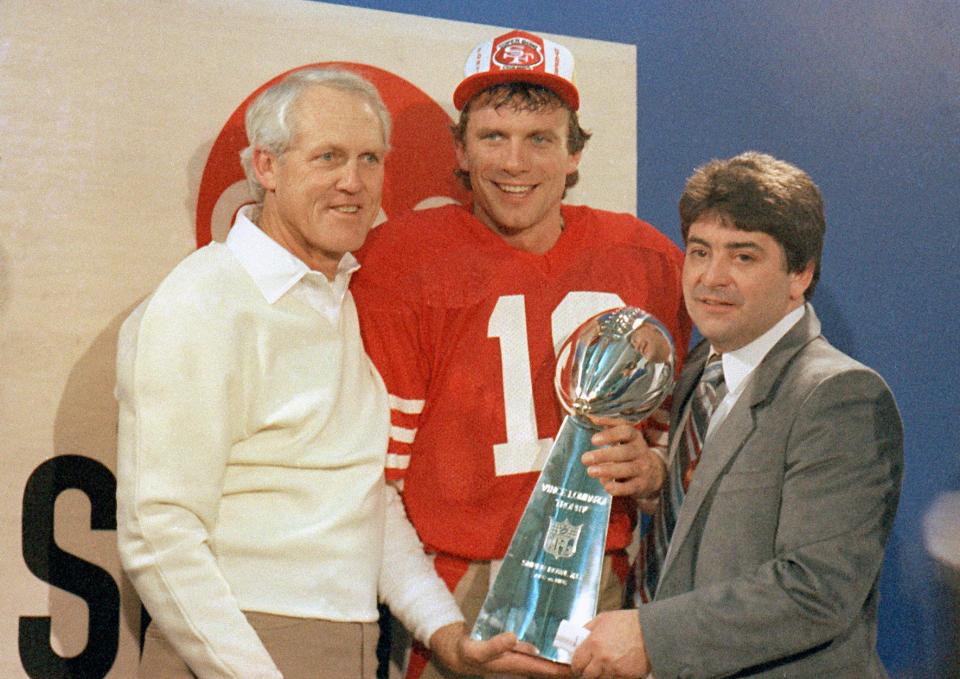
683,215,813,352
456,101,580,253
254,84,386,278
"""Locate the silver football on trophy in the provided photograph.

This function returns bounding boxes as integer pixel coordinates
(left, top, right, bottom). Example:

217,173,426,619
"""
555,307,675,426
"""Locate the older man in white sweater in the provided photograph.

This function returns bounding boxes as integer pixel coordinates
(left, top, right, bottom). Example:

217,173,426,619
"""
116,68,564,679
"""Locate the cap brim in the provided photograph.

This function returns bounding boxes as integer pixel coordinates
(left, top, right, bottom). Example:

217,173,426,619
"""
453,71,579,111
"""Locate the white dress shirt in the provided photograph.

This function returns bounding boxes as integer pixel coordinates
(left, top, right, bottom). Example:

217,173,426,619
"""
705,305,806,440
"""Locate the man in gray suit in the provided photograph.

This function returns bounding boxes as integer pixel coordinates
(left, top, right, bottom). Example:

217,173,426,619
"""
571,151,903,678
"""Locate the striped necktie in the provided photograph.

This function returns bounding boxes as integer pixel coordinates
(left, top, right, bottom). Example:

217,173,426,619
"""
637,353,726,603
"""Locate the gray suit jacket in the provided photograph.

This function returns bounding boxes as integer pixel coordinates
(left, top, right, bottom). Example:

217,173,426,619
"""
639,306,903,678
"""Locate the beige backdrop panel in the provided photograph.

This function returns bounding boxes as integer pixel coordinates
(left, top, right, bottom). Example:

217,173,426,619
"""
0,0,635,676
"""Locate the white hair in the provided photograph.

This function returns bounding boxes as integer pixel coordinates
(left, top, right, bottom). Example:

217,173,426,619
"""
239,68,392,202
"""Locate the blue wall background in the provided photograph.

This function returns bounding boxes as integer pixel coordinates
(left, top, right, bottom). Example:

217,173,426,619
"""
330,1,959,675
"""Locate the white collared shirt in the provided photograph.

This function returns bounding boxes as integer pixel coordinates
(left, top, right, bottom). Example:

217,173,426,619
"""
705,305,806,439
226,206,359,324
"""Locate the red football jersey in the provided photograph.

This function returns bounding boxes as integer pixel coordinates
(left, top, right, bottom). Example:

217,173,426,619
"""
352,204,690,560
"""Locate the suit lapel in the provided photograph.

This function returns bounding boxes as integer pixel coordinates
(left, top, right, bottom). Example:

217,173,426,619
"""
659,306,822,582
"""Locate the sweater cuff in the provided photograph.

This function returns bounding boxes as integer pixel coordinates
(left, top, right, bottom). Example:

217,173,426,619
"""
378,484,465,644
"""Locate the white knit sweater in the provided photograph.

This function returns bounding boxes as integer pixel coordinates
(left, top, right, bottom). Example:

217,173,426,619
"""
116,213,461,678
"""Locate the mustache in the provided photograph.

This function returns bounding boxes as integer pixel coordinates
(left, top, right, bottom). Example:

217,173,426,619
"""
691,286,741,305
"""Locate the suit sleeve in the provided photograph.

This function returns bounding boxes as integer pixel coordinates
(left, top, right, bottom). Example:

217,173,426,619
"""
639,368,903,678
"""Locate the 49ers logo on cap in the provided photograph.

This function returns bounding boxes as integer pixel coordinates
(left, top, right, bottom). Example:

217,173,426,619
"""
453,29,580,111
493,35,544,70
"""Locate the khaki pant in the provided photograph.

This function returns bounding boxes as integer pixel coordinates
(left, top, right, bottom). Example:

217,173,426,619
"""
411,552,627,679
138,611,380,679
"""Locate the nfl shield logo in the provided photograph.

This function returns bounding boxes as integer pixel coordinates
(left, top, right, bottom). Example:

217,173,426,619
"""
543,518,582,559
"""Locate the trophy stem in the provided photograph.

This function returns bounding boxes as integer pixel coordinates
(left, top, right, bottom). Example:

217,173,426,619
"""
472,416,612,663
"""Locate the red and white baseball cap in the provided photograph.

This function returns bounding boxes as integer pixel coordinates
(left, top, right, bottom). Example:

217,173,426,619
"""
453,29,579,111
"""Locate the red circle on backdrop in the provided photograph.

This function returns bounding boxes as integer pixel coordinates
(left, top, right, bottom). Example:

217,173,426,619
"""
195,62,470,248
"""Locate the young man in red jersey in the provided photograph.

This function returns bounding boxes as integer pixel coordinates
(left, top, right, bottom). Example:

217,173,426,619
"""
352,30,691,679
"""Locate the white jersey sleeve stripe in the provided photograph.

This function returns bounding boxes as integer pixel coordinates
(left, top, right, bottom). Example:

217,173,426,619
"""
389,394,425,415
390,425,417,444
386,452,411,470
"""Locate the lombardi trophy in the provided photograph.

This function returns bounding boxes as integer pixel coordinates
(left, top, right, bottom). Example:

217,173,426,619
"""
471,306,675,663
